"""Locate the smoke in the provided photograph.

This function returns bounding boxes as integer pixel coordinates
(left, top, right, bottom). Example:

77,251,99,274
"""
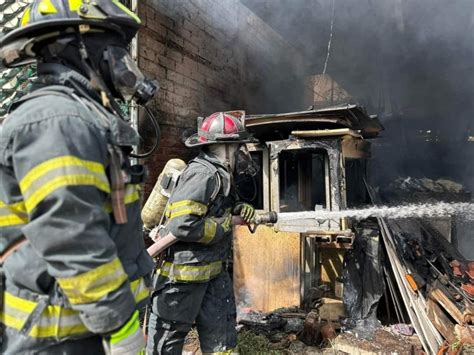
144,1,473,252
241,0,474,254
241,0,474,188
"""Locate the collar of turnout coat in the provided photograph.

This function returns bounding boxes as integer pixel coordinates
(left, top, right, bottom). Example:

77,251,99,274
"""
29,63,140,148
197,150,232,197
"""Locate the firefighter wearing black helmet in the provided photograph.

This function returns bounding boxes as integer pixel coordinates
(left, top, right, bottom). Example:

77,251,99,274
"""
146,111,258,354
0,1,158,354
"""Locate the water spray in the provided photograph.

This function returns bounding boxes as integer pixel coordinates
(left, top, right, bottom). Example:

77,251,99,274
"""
275,202,474,222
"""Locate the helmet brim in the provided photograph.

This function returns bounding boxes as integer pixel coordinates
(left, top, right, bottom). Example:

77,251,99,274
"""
0,19,137,67
184,133,259,148
2,18,137,44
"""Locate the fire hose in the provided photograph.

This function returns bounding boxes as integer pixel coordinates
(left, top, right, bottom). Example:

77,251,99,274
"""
147,211,278,258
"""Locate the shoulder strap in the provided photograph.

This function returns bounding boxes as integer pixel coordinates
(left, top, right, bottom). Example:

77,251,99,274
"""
190,158,221,203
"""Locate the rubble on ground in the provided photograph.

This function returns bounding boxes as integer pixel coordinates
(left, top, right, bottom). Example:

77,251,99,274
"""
235,306,422,354
382,177,470,203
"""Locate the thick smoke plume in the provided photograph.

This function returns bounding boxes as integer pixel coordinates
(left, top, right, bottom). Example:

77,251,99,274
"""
244,0,474,257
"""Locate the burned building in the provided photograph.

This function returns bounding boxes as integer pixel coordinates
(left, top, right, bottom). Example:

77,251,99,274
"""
233,104,383,311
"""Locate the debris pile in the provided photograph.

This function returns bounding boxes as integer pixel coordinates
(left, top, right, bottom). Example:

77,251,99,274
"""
382,177,471,203
374,177,474,354
390,220,474,351
236,302,421,354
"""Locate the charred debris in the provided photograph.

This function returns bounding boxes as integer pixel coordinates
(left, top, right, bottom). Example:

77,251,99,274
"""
230,101,473,354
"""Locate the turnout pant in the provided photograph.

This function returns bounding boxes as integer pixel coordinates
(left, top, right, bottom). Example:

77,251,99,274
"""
146,271,237,355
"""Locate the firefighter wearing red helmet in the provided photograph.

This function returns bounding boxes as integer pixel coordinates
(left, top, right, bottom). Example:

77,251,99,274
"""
0,1,158,354
146,111,258,354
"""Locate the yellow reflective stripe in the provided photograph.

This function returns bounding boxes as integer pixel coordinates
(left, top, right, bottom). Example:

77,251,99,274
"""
20,156,107,192
25,175,110,213
0,201,28,227
38,0,58,14
110,310,140,345
2,292,88,338
165,200,208,219
69,0,82,12
21,6,31,27
111,0,142,24
0,215,27,227
0,201,27,215
199,218,217,244
57,258,128,305
20,156,110,213
158,261,222,282
104,184,140,213
130,278,150,304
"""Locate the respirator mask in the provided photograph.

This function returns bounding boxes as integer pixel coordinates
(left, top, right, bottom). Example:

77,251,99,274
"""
207,144,259,177
235,145,259,177
99,45,160,158
105,46,158,105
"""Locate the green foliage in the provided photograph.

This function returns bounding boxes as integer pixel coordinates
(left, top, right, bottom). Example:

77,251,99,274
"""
237,331,285,355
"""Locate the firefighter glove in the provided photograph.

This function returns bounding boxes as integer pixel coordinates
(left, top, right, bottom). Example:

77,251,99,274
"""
233,202,256,224
221,211,233,233
103,310,145,355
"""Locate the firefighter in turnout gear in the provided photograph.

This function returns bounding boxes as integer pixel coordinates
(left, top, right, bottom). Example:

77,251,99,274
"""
0,1,158,354
146,111,258,354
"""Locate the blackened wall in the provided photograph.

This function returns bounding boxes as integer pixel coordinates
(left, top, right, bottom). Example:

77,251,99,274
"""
137,0,305,195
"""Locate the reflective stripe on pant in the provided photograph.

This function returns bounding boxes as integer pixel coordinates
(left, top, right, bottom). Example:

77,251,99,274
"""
146,271,237,355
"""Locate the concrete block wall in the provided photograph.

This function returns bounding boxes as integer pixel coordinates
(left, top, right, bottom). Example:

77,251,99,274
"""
136,0,304,196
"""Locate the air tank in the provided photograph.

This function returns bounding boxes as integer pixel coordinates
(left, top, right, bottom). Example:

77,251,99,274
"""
141,158,187,229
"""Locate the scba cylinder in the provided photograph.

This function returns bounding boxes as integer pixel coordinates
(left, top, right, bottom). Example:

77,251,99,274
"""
141,158,186,229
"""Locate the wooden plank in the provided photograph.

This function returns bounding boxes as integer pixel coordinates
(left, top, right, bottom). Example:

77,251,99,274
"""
426,298,456,343
319,298,345,321
233,225,301,312
320,249,345,297
430,287,464,325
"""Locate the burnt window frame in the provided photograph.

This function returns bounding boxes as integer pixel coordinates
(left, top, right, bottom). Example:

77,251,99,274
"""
277,149,329,212
245,143,270,212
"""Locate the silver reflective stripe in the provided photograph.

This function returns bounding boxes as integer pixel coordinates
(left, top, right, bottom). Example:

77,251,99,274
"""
22,165,108,201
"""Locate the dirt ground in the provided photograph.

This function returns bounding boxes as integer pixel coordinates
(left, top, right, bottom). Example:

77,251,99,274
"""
182,326,424,354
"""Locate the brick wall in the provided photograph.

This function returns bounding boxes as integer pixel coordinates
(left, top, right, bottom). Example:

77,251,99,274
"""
137,0,304,196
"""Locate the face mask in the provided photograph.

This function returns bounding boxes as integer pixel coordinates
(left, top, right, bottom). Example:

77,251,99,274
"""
235,145,259,177
207,144,258,176
105,46,158,105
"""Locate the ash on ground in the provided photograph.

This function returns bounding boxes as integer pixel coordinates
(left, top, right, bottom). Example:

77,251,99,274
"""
235,306,422,354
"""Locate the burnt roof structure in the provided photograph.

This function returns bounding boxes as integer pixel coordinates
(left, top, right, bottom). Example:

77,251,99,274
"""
247,104,384,141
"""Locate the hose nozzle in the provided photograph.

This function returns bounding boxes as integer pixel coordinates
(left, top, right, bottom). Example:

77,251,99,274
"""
254,211,278,225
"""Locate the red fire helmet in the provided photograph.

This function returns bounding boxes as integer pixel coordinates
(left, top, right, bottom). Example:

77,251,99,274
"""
185,111,257,147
